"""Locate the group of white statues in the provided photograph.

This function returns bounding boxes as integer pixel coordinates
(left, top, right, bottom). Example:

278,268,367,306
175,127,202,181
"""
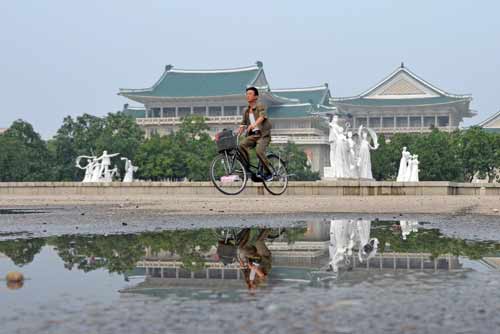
396,147,420,182
327,219,420,272
75,151,138,183
324,115,379,180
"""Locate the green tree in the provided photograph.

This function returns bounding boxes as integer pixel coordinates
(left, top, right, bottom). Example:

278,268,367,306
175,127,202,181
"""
270,142,320,181
456,126,497,182
51,112,144,181
0,120,54,181
135,115,215,181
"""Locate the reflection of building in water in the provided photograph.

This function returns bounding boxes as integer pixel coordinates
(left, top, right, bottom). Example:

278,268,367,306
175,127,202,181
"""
346,253,462,271
124,221,468,295
482,257,500,270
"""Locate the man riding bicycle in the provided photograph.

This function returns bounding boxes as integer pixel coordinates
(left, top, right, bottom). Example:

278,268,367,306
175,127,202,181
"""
238,87,273,181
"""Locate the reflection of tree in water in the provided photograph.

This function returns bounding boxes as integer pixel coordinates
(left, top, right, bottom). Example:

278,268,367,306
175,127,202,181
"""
49,235,146,274
372,224,500,260
0,238,45,266
139,229,218,272
47,229,218,273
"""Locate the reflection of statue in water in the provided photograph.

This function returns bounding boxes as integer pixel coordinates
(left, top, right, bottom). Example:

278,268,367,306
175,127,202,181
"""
328,219,379,272
400,221,419,240
237,228,272,290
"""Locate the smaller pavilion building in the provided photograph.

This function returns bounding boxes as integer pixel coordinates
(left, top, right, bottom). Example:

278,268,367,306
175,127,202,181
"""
332,64,475,136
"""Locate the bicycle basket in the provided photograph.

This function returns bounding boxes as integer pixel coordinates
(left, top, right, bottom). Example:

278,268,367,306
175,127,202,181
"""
215,130,238,152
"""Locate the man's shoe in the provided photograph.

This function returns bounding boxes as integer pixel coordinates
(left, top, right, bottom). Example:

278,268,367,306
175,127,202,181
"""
258,173,273,182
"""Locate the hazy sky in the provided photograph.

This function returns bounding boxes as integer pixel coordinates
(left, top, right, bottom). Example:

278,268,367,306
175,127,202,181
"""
1,0,499,138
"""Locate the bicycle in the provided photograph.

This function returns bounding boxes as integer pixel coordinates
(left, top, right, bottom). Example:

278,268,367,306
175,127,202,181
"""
210,130,289,196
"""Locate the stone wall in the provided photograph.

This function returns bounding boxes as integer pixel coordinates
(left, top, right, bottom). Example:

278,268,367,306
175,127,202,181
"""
0,181,499,197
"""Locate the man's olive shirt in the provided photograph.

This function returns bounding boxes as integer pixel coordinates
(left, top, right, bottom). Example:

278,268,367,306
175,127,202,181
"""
240,103,272,137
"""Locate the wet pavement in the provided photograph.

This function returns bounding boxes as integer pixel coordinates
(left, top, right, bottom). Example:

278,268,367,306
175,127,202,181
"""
1,218,500,333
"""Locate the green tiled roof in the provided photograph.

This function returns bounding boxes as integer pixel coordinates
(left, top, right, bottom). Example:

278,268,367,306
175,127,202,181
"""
268,104,314,118
272,87,329,105
120,65,261,98
483,128,500,134
334,96,469,107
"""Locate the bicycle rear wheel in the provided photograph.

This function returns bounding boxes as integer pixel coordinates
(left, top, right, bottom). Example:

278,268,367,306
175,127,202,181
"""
210,152,248,195
262,154,288,195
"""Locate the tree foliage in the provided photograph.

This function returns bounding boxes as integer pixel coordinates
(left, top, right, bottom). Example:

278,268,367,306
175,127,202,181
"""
372,128,500,182
135,115,215,181
270,142,320,181
0,120,54,181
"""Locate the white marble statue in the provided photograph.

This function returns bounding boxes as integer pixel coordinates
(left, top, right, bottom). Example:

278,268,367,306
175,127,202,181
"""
76,151,120,182
326,115,349,178
357,126,379,180
121,157,138,183
75,156,97,183
396,147,411,182
346,131,358,178
408,154,420,182
324,118,379,181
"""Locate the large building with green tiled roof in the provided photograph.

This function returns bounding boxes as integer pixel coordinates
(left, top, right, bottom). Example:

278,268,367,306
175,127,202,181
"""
119,61,335,173
331,63,475,135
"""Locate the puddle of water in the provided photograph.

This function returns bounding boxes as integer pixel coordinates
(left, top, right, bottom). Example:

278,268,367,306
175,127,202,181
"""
0,208,48,215
0,220,499,316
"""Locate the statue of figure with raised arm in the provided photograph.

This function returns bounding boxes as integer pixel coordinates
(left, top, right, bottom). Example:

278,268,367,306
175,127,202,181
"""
357,126,379,180
94,150,120,182
121,157,138,182
397,147,411,182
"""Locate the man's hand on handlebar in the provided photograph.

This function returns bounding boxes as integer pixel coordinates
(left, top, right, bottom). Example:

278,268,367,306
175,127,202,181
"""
238,125,246,136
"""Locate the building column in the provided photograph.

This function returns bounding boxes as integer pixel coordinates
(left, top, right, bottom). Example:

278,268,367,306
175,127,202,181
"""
435,115,438,128
175,107,179,118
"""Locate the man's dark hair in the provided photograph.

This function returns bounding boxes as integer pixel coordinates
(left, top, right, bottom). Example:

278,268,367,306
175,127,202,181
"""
246,86,259,96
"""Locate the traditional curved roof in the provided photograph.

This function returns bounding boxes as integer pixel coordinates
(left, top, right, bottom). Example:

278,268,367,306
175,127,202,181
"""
332,64,472,108
477,110,500,129
267,103,315,118
119,62,265,98
272,84,331,106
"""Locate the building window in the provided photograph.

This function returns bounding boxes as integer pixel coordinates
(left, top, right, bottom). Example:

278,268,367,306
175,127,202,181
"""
193,106,206,116
150,108,161,118
424,116,435,127
356,118,367,127
382,117,394,128
396,117,408,128
163,107,176,118
239,106,247,115
178,107,191,117
410,117,421,127
369,118,380,128
224,106,238,116
438,116,449,127
208,106,222,116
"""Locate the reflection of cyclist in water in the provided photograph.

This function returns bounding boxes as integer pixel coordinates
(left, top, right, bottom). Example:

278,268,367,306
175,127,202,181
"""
237,228,272,290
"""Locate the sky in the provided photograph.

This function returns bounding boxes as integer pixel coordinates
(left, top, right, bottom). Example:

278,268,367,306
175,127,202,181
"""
1,0,499,138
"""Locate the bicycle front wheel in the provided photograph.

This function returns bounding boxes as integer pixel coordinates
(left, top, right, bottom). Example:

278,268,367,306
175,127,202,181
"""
262,154,288,195
210,152,248,195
